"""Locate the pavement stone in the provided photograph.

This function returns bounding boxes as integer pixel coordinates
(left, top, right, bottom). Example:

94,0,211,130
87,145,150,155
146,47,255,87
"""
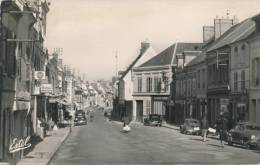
17,128,70,165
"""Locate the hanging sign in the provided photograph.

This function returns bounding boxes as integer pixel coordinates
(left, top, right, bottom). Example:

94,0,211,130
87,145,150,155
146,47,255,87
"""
9,136,31,153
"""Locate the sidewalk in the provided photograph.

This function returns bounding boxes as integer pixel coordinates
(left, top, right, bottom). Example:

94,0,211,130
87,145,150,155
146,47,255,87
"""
17,128,70,165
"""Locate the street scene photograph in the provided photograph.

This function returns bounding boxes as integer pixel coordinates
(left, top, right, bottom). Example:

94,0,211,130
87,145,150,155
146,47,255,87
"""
1,0,260,164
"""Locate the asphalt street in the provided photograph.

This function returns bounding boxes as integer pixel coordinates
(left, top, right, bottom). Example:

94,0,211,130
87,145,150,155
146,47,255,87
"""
50,110,260,165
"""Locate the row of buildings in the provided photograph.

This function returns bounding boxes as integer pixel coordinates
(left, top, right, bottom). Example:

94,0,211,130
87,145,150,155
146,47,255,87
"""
0,1,112,164
113,13,260,129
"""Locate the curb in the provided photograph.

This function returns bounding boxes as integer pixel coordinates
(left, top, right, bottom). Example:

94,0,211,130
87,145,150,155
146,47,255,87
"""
162,124,180,131
46,128,70,165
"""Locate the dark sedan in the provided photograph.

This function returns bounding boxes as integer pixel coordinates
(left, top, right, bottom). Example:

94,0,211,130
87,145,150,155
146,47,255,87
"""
180,118,201,135
227,122,260,149
144,114,162,127
74,110,87,126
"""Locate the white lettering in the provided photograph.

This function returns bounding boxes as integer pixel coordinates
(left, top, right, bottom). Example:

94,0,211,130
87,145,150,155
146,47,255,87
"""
9,136,31,153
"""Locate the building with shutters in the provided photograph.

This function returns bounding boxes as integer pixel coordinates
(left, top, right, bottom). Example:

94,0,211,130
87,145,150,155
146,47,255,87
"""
132,42,202,123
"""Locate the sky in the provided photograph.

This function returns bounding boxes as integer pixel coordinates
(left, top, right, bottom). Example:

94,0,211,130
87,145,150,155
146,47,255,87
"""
45,0,260,81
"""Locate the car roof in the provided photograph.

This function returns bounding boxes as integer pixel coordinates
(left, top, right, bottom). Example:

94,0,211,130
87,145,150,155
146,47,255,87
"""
238,122,260,127
185,118,199,122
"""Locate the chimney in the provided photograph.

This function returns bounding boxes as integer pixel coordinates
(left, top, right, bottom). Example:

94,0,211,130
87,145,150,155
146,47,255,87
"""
140,41,150,54
252,14,260,33
203,26,214,43
214,16,238,39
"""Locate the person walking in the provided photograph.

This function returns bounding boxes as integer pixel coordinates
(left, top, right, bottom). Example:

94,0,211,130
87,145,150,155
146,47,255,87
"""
201,116,209,142
218,113,228,148
104,111,108,122
90,111,94,122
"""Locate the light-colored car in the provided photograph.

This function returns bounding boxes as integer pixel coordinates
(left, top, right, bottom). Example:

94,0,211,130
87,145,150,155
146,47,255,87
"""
180,118,201,135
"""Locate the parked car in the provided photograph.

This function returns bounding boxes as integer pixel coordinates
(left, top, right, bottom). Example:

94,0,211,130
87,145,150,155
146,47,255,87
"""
74,110,87,126
144,114,162,127
227,122,260,149
180,118,201,135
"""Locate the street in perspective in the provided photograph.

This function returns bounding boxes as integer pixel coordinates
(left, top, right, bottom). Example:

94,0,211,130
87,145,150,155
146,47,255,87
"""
1,0,260,165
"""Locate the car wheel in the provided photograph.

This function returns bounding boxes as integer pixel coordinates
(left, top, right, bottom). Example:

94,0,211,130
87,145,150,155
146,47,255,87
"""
227,141,233,146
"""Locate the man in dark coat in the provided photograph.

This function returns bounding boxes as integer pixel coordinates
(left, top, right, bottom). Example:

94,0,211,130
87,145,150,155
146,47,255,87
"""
218,114,228,148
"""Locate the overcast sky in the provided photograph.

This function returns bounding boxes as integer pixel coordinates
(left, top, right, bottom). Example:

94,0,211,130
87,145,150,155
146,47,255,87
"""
46,0,260,81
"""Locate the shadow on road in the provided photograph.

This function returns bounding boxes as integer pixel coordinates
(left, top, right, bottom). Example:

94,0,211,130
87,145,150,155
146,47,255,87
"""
207,143,224,148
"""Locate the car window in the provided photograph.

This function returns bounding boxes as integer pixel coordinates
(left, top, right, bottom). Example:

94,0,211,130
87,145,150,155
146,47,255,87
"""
190,120,199,124
246,125,260,131
234,125,241,130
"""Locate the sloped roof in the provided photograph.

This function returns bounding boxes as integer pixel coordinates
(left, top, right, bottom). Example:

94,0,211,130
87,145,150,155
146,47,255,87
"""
139,44,175,67
120,46,156,80
207,18,255,52
175,43,203,54
186,53,206,67
139,43,202,68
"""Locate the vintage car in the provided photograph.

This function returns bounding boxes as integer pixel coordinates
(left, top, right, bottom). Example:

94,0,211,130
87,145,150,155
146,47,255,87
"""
144,114,162,127
74,110,87,126
180,118,201,135
227,122,260,149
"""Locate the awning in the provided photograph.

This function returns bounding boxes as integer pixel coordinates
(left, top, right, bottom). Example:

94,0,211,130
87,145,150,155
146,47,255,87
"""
49,98,68,105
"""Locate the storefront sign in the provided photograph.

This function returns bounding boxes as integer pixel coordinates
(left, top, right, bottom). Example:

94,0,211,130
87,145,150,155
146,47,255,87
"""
9,136,31,153
40,84,53,94
34,71,46,80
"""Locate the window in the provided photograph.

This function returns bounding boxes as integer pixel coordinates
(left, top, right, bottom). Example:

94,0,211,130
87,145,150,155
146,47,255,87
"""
241,70,245,90
137,77,142,92
234,47,238,55
146,100,151,115
197,70,200,88
202,69,205,88
234,72,238,91
241,44,246,51
154,77,161,92
252,58,260,86
146,77,152,92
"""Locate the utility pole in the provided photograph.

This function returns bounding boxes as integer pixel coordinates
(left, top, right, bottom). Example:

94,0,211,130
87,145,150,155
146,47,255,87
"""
115,50,118,77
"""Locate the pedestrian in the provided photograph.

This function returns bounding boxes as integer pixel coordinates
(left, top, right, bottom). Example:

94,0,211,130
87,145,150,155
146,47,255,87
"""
218,113,228,148
104,111,108,121
200,116,209,142
90,111,94,122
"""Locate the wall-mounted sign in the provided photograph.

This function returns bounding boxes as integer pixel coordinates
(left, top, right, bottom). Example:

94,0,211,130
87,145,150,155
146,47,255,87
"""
34,71,46,80
9,136,31,153
40,84,53,94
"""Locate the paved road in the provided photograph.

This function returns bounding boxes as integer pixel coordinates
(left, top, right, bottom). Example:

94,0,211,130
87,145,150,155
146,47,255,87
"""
50,110,260,165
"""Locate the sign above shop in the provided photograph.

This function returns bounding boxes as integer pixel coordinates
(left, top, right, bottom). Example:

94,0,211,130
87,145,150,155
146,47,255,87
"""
9,136,31,153
40,84,53,94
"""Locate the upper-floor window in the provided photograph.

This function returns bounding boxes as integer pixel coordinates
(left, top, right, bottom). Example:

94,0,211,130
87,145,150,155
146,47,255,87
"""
241,44,246,51
146,77,152,92
137,77,142,92
234,47,238,56
241,70,245,90
154,77,161,92
234,72,238,91
197,70,200,88
252,57,260,86
202,69,206,88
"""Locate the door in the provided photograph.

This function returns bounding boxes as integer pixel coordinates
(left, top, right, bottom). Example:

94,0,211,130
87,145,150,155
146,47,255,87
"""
136,101,143,122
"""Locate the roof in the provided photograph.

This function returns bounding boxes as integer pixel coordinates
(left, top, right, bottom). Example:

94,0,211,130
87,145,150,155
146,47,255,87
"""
120,46,156,80
185,53,206,67
139,43,202,68
139,44,175,67
207,18,256,52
